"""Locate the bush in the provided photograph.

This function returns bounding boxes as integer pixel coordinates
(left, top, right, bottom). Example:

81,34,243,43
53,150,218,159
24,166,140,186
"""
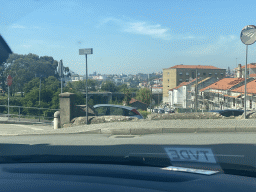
138,109,151,119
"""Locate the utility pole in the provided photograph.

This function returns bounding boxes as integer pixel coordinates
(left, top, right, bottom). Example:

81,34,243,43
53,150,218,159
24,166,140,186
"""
79,48,93,124
194,69,198,112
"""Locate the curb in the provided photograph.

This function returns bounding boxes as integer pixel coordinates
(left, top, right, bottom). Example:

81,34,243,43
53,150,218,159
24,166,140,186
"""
0,121,51,125
3,127,256,137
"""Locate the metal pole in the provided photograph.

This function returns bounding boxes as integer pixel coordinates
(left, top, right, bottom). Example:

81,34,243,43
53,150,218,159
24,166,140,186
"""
195,69,198,112
19,107,20,121
39,77,41,106
244,45,248,119
202,92,204,112
151,85,152,112
39,77,41,122
61,77,63,93
8,86,9,120
86,54,88,124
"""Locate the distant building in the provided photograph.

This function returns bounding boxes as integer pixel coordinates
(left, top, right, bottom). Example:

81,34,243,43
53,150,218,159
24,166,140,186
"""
129,98,147,111
92,75,107,81
200,78,247,110
162,65,226,103
235,63,256,78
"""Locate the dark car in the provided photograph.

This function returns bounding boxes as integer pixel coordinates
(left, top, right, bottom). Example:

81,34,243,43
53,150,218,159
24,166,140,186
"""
93,104,144,119
209,109,244,117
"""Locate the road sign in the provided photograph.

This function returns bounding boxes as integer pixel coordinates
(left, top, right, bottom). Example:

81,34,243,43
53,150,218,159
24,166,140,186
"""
7,75,12,86
240,25,256,45
79,48,93,55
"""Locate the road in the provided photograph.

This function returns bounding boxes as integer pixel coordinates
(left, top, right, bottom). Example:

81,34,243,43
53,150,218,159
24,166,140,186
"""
1,119,256,136
1,132,255,145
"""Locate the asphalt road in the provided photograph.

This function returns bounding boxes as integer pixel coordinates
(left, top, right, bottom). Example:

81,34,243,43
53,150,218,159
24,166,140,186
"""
1,132,256,145
1,118,256,136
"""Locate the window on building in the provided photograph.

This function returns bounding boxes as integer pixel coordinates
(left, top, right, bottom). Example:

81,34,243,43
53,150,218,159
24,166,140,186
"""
198,73,200,76
179,79,183,82
179,72,182,75
203,73,206,76
186,79,189,82
221,73,224,75
186,72,189,75
250,99,252,109
233,98,235,107
215,73,218,75
209,73,212,75
167,72,169,75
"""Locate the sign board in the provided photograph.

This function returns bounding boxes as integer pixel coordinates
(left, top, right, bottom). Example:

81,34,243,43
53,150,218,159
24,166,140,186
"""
79,48,93,55
7,75,12,86
240,25,256,45
164,147,217,164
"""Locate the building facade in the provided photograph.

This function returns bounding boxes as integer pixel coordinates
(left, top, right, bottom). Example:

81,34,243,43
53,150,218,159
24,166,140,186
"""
163,65,226,103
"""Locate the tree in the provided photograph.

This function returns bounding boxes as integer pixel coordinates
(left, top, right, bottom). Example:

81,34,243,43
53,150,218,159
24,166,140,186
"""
4,53,58,96
136,88,151,105
101,81,117,92
123,88,132,106
65,79,98,92
117,84,128,92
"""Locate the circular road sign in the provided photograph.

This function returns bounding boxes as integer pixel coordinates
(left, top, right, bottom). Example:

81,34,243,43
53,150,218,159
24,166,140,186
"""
240,25,256,45
7,75,12,86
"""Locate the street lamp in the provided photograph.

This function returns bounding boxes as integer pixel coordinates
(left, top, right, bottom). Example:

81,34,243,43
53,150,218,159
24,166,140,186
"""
240,25,256,119
79,48,93,124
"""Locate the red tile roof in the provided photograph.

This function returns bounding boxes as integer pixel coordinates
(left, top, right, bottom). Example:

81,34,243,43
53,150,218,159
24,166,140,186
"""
169,78,197,91
200,78,244,92
168,65,221,69
129,98,147,105
241,63,256,69
232,80,256,94
249,74,256,77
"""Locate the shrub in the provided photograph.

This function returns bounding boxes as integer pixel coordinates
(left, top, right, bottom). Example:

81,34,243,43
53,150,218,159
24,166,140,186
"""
138,109,151,119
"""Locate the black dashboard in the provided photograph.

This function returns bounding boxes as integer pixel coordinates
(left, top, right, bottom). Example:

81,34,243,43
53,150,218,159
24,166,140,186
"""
0,163,255,192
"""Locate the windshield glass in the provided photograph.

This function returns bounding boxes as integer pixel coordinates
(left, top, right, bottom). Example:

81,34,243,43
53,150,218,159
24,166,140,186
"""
1,0,256,177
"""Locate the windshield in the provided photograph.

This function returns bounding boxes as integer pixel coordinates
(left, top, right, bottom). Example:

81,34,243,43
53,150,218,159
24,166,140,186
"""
1,0,256,178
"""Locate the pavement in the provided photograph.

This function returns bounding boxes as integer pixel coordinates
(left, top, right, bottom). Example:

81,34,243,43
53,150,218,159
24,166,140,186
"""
1,118,256,136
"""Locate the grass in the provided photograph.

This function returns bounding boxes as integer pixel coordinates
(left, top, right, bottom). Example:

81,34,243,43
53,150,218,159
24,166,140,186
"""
138,109,151,119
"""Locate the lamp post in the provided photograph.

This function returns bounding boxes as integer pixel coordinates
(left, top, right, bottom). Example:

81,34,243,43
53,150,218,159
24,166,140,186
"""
79,48,93,124
240,25,256,119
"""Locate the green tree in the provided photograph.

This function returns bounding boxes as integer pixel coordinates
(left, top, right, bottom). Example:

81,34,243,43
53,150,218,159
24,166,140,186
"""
65,79,98,92
123,88,132,106
117,84,128,92
136,88,151,105
4,53,58,96
101,81,117,92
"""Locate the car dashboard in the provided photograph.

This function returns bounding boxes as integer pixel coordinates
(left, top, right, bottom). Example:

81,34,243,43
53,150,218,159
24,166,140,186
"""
0,163,255,192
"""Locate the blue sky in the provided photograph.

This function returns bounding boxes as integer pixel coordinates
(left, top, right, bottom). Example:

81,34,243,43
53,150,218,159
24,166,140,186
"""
1,0,256,75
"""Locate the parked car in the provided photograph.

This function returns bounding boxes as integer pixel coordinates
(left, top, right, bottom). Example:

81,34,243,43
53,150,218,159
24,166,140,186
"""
153,108,159,113
209,109,244,117
158,108,165,114
165,109,175,114
93,104,144,119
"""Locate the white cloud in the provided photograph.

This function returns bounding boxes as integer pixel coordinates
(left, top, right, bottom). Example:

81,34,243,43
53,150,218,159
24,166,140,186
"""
11,24,25,29
124,22,172,40
99,17,172,40
98,17,207,41
21,45,32,48
186,35,241,56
